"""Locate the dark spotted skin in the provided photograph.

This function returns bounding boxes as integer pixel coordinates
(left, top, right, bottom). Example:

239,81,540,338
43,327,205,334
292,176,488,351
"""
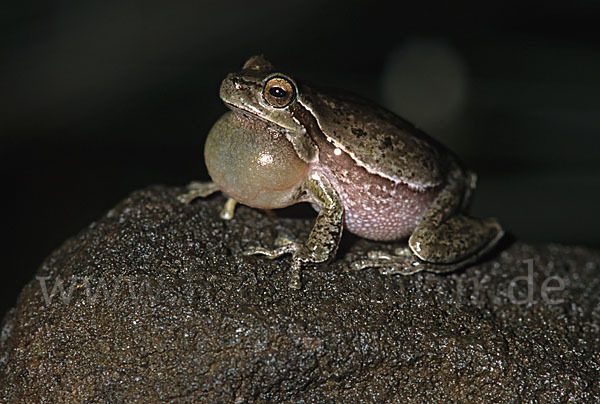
299,84,452,190
291,101,438,241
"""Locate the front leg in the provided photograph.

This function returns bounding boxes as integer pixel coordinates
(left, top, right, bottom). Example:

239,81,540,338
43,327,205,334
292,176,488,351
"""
177,181,220,203
178,181,238,220
244,173,344,289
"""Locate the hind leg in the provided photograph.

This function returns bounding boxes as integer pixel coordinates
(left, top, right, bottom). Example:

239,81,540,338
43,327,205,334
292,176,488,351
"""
349,170,503,275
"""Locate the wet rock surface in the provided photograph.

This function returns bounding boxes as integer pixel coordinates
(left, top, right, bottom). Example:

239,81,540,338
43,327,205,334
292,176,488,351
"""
1,186,599,403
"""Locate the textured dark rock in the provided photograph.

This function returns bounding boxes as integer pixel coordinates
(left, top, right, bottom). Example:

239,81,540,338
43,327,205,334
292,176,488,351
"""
1,186,599,403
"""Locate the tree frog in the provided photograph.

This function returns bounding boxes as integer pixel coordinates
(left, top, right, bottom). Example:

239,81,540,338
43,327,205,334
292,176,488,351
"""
179,56,504,289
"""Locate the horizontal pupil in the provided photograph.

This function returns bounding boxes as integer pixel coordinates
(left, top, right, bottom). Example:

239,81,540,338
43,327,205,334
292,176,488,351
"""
269,87,287,98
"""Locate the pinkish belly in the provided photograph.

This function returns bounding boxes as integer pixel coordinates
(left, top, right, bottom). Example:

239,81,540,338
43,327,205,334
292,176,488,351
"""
309,133,441,241
313,164,439,241
341,180,437,241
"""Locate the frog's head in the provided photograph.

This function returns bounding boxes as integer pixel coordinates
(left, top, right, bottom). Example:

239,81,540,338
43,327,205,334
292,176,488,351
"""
219,55,304,133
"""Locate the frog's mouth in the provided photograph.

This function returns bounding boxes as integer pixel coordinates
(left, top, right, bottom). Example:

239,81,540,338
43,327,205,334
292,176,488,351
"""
224,102,269,122
223,102,259,118
222,101,301,133
223,102,288,131
221,103,287,135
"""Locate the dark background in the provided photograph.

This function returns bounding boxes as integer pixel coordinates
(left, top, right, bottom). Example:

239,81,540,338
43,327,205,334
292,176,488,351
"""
2,0,599,317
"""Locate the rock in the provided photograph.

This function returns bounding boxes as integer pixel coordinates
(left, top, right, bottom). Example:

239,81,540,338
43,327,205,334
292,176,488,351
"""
1,186,599,403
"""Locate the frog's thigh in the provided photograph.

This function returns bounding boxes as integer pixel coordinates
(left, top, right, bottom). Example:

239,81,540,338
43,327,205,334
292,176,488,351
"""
409,181,503,265
178,181,220,204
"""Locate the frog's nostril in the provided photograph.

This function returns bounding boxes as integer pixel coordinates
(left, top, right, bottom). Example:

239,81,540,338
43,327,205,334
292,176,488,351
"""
223,76,243,91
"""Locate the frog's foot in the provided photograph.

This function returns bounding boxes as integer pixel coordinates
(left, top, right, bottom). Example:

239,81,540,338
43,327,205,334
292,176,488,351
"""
177,181,220,204
243,237,327,290
178,182,238,220
243,237,301,260
348,247,463,276
243,239,302,289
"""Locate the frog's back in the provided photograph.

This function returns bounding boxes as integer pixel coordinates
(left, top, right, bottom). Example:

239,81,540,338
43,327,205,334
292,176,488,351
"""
299,85,450,190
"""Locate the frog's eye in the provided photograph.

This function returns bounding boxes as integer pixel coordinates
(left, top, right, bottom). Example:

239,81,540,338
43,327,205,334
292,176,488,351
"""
263,76,296,108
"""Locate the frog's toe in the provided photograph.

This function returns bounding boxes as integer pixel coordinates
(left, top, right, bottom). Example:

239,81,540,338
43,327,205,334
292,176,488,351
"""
178,181,220,204
349,248,427,275
393,247,413,257
243,243,298,259
219,198,237,220
348,257,422,275
178,191,207,204
274,236,297,247
366,250,393,260
287,260,303,290
177,193,194,204
346,259,369,271
378,262,424,276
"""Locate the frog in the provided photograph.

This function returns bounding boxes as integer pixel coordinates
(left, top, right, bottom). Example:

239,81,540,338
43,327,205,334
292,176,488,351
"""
179,55,504,289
